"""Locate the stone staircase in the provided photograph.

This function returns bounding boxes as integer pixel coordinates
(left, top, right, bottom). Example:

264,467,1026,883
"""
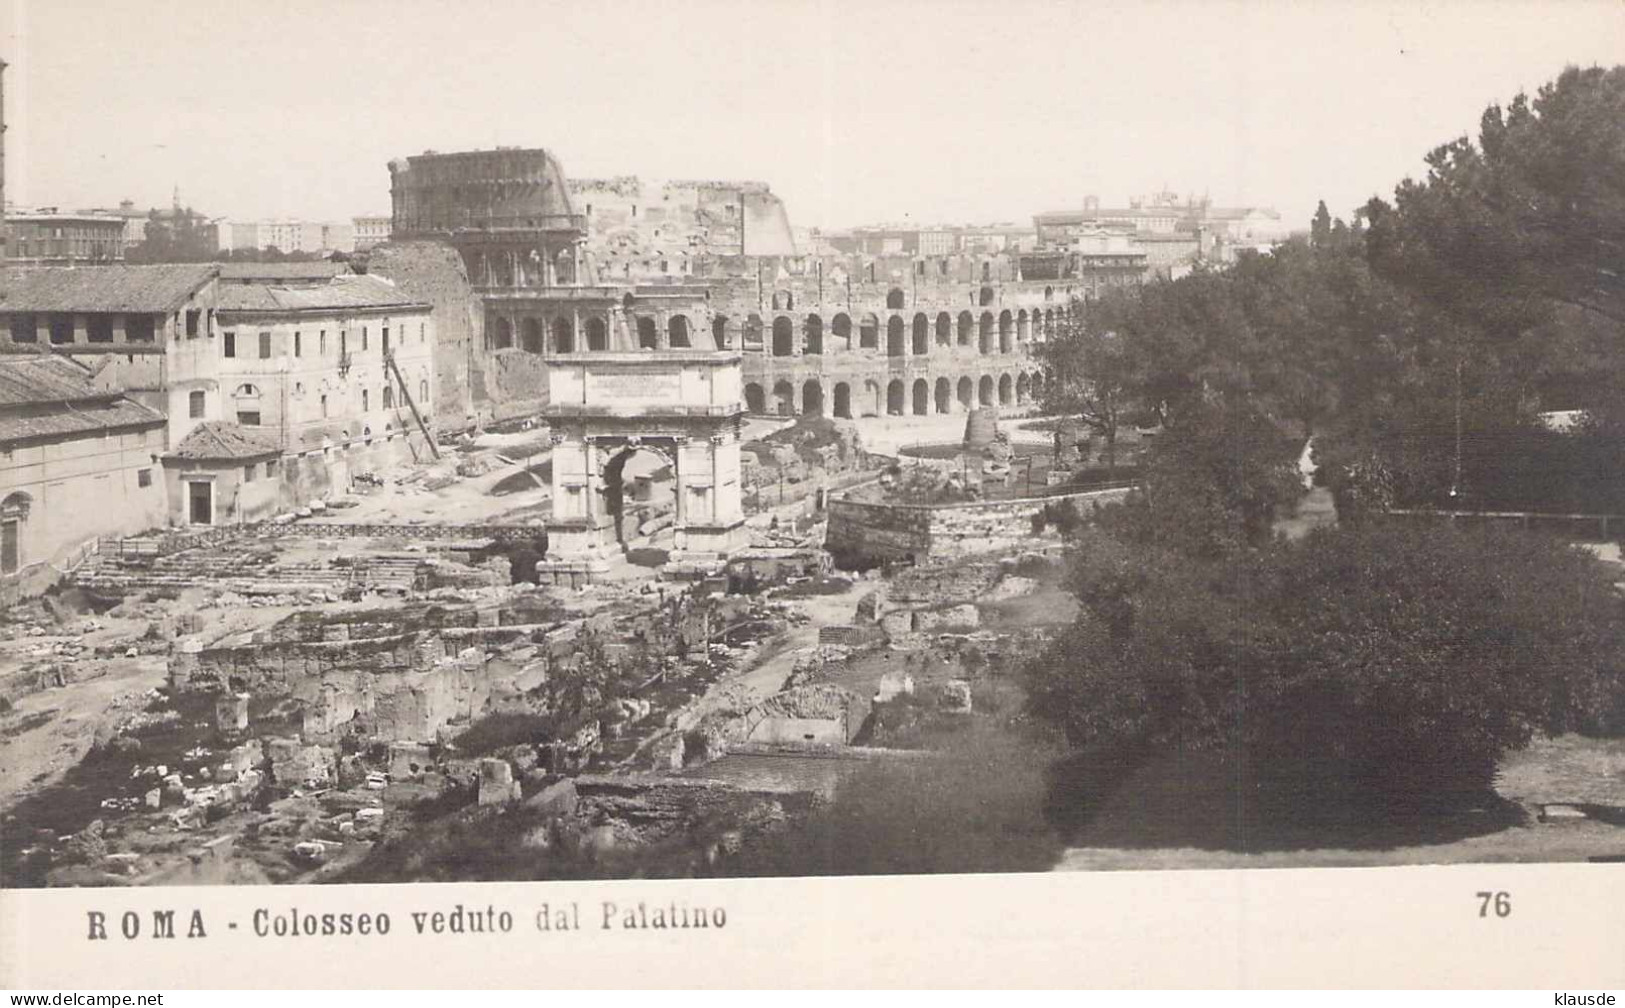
73,547,424,597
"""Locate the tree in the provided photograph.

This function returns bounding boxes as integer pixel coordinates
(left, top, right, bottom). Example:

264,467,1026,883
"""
1310,199,1333,248
1036,299,1140,470
125,208,217,263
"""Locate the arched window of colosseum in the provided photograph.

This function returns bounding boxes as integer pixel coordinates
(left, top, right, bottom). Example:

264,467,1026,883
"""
772,317,794,357
957,311,973,345
668,315,691,348
1044,286,1054,301
934,377,951,414
981,262,991,282
863,380,882,417
555,249,576,285
745,314,764,345
832,314,852,350
979,285,994,306
637,316,659,350
979,312,994,354
522,318,544,353
587,317,608,351
802,381,824,416
886,288,905,310
957,376,973,410
999,374,1013,406
1017,373,1032,403
711,315,729,349
772,380,795,416
859,314,879,350
490,317,514,350
772,290,794,312
911,379,929,416
886,316,905,357
979,375,994,406
804,315,823,355
936,312,951,345
745,383,766,414
832,382,852,419
553,317,575,354
999,311,1013,353
1018,310,1030,342
886,379,905,416
911,314,929,355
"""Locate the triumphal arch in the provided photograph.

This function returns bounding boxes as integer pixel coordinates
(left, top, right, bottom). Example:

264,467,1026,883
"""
536,316,748,586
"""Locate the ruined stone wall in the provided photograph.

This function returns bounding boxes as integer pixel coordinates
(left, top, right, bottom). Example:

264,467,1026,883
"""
571,178,796,279
483,348,549,421
825,486,1133,566
365,241,484,425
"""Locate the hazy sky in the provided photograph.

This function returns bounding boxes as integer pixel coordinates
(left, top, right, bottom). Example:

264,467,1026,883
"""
4,0,1621,231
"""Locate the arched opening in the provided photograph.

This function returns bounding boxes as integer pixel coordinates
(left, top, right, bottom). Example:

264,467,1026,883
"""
1016,372,1031,403
936,312,952,346
998,374,1013,405
1044,309,1054,337
555,248,576,285
745,314,764,346
802,380,824,416
772,380,796,416
957,311,973,346
490,316,513,350
637,316,659,349
863,380,882,417
956,377,973,410
859,313,879,350
3,491,33,575
886,379,906,416
1017,310,1030,342
934,377,951,413
833,382,852,419
772,290,794,311
912,314,929,355
979,375,995,406
603,446,676,560
552,317,574,354
979,284,994,305
886,287,906,310
745,383,766,414
999,310,1013,353
522,317,544,353
911,378,929,416
711,315,729,349
832,313,852,351
772,317,794,357
887,316,906,357
383,386,395,410
979,312,994,354
1044,285,1054,301
804,314,823,355
1032,372,1045,400
668,314,691,348
586,317,608,351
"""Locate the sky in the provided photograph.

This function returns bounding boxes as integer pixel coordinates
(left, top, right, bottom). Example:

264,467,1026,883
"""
3,0,1621,232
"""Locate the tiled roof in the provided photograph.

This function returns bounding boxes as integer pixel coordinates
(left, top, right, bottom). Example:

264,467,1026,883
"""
1,400,166,444
218,261,352,281
0,354,165,443
0,264,218,313
168,421,280,461
215,274,428,313
0,353,100,405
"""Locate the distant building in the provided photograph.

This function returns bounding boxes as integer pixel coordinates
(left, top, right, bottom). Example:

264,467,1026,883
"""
5,210,127,265
1033,189,1291,275
352,215,390,251
0,354,168,600
221,218,355,255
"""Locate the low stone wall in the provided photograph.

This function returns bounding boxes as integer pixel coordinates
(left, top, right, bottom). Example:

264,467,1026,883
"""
825,485,1131,566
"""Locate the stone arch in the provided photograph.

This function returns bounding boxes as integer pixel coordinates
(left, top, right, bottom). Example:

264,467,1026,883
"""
745,382,766,414
978,374,994,406
956,376,973,410
998,310,1013,353
979,284,994,306
911,378,929,416
886,379,906,416
668,314,691,348
772,380,796,416
804,314,823,355
2,491,33,575
1017,309,1030,342
887,315,906,357
957,311,973,346
1044,285,1054,301
586,316,609,351
522,317,545,353
1016,372,1031,403
832,313,853,350
490,316,514,350
1044,309,1055,336
860,313,879,350
998,373,1013,405
552,316,575,353
771,289,794,311
978,312,994,354
802,380,824,416
912,313,929,355
636,316,659,349
711,315,729,349
934,377,951,413
745,313,764,345
554,247,576,285
602,444,677,550
863,379,882,417
772,316,794,357
886,287,906,310
833,382,852,419
936,312,952,345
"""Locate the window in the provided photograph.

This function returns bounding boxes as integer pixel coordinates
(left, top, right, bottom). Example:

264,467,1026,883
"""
137,468,153,488
383,386,394,409
87,316,113,343
258,332,272,359
188,390,206,418
362,389,369,412
49,317,74,345
185,310,200,337
265,459,278,478
10,314,37,343
223,332,236,358
320,331,327,354
126,315,155,342
294,332,302,357
320,394,328,418
235,383,259,397
340,332,347,356
243,465,256,483
419,323,425,342
362,327,368,351
237,411,261,426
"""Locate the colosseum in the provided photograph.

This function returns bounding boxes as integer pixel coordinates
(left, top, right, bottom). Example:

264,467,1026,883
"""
384,146,1148,423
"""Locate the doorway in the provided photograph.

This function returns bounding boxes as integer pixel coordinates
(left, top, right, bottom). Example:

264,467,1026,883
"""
188,481,213,525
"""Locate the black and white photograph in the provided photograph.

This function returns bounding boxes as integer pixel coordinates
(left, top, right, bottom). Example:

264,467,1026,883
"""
0,0,1623,989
